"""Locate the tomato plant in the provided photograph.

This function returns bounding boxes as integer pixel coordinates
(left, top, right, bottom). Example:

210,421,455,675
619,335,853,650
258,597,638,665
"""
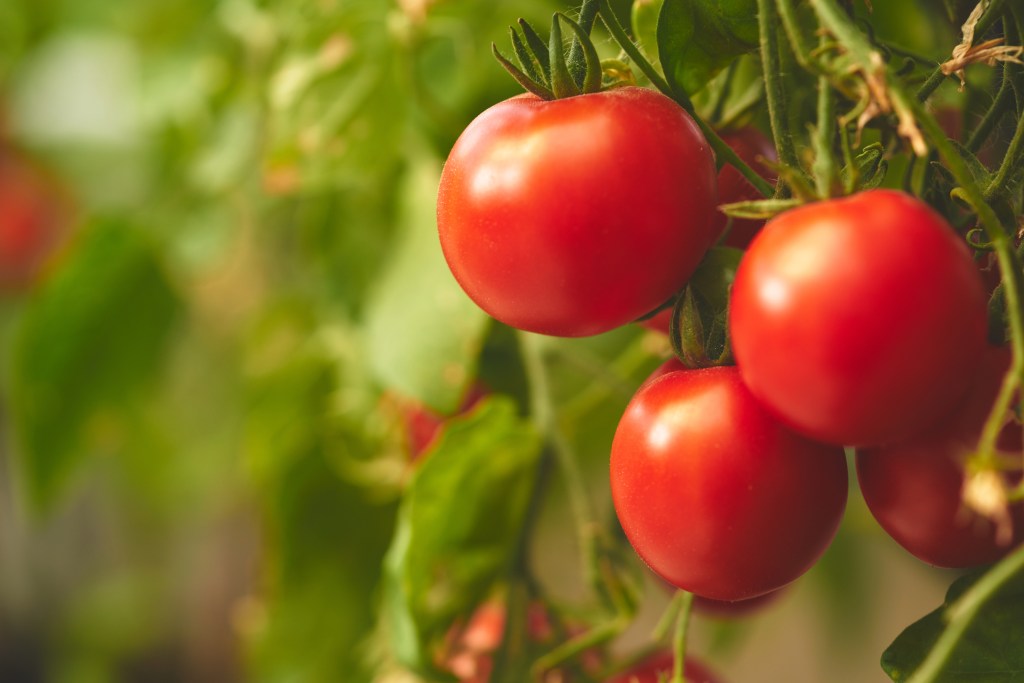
730,190,988,446
857,346,1024,568
437,86,717,337
6,0,1024,682
610,365,848,601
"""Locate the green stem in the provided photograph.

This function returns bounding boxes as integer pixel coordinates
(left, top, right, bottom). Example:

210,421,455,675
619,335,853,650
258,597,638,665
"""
967,65,1013,152
518,332,601,595
813,75,837,197
596,0,774,197
909,89,1024,462
906,545,1024,683
531,615,631,677
671,591,695,683
985,94,1024,200
775,0,817,70
758,0,801,197
568,0,600,87
916,0,1010,102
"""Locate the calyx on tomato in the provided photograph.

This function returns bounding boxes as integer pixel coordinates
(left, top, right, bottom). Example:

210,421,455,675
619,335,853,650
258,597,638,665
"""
492,12,603,100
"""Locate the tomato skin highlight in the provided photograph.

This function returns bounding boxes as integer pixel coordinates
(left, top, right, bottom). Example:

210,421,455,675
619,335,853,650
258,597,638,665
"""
438,87,717,337
729,189,988,447
856,346,1024,568
610,365,848,602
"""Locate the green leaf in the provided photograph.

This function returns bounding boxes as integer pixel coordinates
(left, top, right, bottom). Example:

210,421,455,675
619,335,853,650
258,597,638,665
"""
657,0,759,96
631,0,666,65
881,569,1024,682
363,158,490,413
718,198,802,220
383,398,542,678
842,143,889,192
11,218,181,510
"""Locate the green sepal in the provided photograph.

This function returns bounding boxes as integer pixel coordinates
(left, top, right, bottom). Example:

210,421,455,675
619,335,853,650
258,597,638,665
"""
548,14,581,99
492,43,554,100
518,18,550,75
555,12,603,94
510,26,547,86
841,143,888,192
718,198,802,220
668,247,743,368
567,0,600,86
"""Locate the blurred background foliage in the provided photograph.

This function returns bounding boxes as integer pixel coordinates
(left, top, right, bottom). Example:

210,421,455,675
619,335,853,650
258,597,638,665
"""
0,0,994,682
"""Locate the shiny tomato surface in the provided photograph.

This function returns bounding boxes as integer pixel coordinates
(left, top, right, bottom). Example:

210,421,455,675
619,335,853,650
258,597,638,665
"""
438,87,717,337
610,365,848,601
730,190,987,446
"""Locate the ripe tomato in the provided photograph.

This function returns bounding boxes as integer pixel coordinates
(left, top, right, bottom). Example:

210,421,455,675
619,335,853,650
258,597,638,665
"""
729,190,988,446
402,383,488,461
856,346,1024,568
712,127,776,249
0,149,67,291
438,87,717,337
610,365,848,601
607,650,721,683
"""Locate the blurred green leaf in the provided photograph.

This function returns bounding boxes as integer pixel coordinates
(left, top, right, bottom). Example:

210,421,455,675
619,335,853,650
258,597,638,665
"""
11,218,181,510
242,302,397,683
881,568,1024,682
383,397,541,678
658,0,759,96
632,0,665,65
364,158,490,413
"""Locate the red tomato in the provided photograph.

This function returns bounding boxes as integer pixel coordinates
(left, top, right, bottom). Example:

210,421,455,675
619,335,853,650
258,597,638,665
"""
438,87,717,337
607,650,721,683
712,128,776,249
402,383,488,461
444,601,597,682
0,150,67,291
730,190,988,446
610,365,848,601
856,346,1024,568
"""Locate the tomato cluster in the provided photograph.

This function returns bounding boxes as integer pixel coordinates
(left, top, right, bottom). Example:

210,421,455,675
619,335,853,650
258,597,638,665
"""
438,84,1023,677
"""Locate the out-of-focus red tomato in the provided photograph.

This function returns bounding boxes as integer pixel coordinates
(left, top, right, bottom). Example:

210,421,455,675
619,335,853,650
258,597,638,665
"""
607,650,723,683
0,149,69,291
